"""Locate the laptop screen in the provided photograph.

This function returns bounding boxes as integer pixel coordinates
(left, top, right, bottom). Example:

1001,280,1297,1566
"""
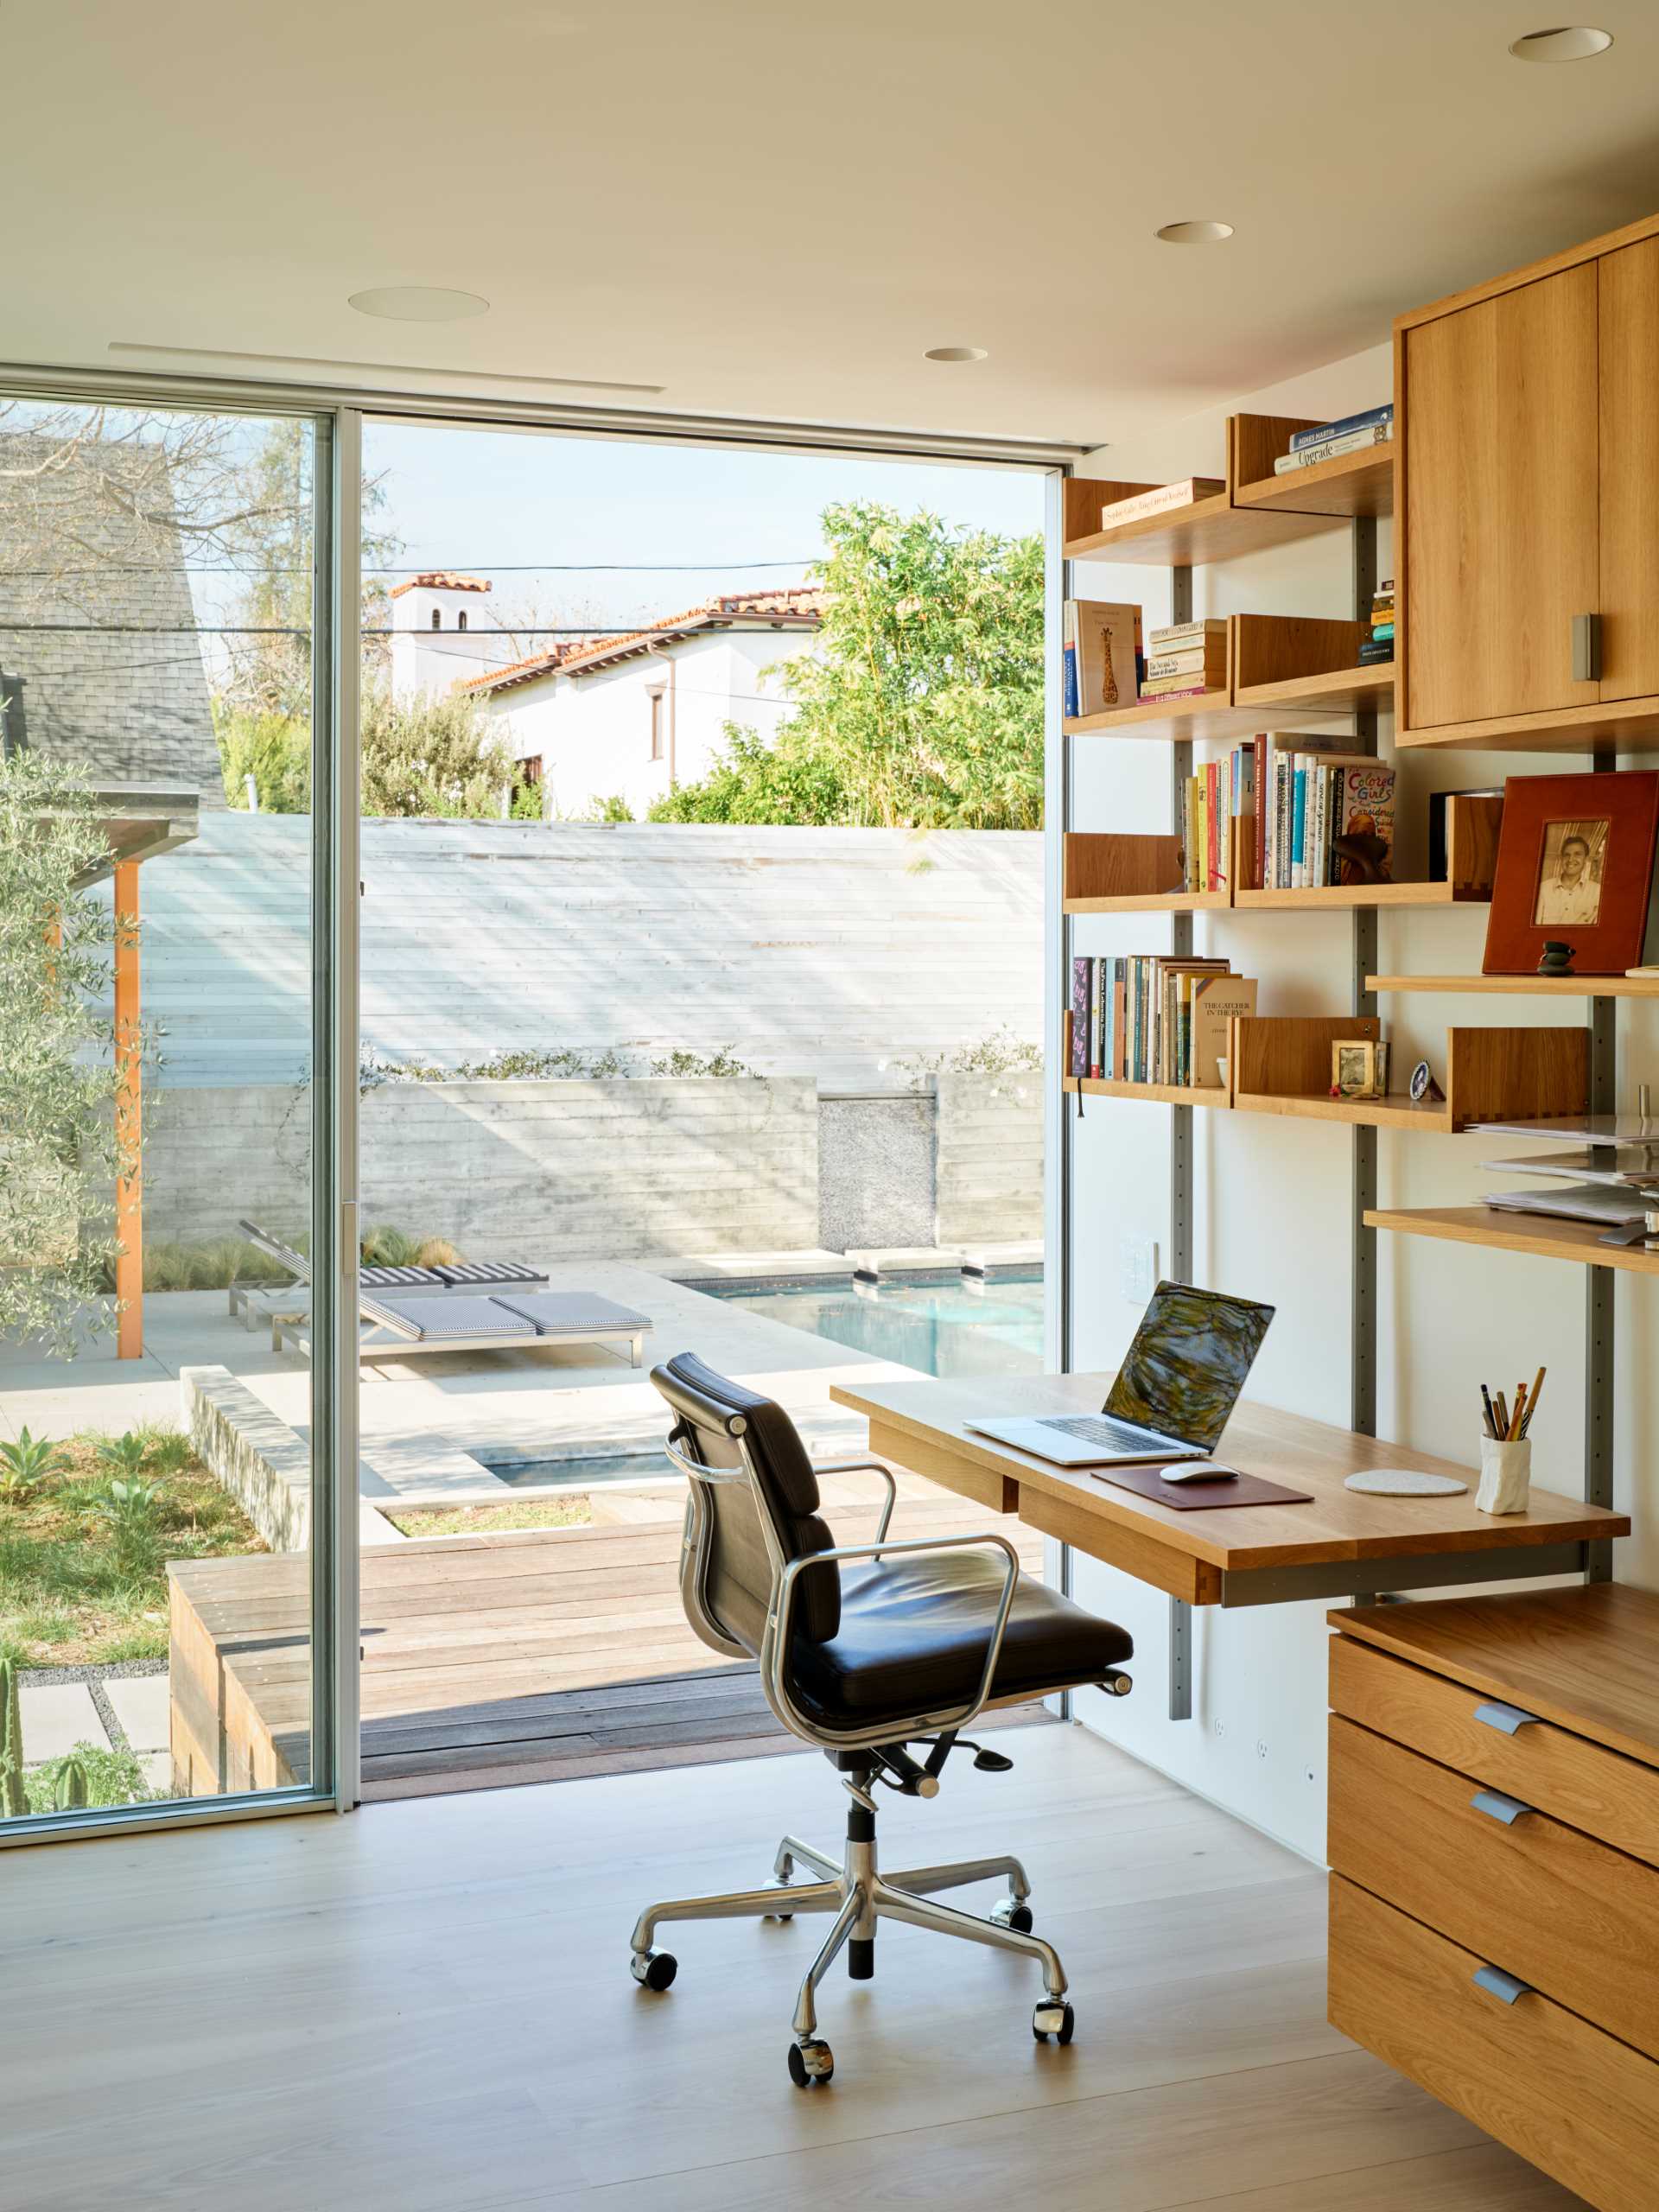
1104,1281,1274,1452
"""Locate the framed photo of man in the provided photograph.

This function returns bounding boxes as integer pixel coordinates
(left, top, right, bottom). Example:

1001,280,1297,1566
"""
1484,771,1659,976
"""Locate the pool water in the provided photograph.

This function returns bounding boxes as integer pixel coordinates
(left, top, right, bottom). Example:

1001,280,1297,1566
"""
708,1270,1046,1380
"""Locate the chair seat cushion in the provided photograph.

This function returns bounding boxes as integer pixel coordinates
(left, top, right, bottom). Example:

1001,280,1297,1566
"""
491,1293,649,1337
789,1548,1132,1730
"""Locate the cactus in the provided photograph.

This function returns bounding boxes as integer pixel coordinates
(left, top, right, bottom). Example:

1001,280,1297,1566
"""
0,1656,25,1819
51,1757,89,1812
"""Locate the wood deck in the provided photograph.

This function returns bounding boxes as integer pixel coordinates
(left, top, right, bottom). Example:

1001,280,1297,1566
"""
168,1479,1048,1802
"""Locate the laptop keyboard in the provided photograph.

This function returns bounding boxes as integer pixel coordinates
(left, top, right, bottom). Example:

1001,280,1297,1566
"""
1039,1413,1183,1452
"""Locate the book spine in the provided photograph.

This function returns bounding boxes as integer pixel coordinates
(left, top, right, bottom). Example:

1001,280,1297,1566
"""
1292,764,1307,888
1070,957,1090,1076
1115,962,1127,1081
1289,403,1394,452
1063,642,1079,720
1096,478,1221,529
1272,424,1393,474
1099,957,1113,1081
1136,680,1213,702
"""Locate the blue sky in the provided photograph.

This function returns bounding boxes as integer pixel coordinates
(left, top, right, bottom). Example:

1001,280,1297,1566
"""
364,422,1049,636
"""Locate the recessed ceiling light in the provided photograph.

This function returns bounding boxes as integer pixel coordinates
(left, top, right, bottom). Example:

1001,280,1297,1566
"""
1509,25,1613,60
348,286,491,322
925,346,988,363
1156,220,1235,245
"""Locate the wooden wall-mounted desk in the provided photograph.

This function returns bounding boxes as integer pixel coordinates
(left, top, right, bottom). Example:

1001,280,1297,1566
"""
828,1370,1629,1609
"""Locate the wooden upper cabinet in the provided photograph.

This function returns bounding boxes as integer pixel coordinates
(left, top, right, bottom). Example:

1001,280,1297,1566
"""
1599,237,1659,702
1402,263,1600,731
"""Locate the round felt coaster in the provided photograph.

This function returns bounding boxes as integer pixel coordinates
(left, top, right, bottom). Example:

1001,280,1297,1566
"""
1344,1469,1469,1497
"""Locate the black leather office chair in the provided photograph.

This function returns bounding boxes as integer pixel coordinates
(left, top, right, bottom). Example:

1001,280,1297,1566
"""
628,1352,1135,2087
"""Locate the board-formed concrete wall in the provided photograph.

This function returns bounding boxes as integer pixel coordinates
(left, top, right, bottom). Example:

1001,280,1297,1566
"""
933,1071,1043,1247
143,1072,1041,1262
143,1077,820,1262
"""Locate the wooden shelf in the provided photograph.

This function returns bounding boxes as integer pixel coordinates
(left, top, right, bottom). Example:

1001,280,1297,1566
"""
1061,415,1371,567
1233,442,1394,522
1064,1077,1230,1108
1065,889,1230,915
1236,1090,1455,1132
1237,880,1487,911
1368,1205,1659,1278
1063,689,1262,744
1369,973,1659,998
1397,696,1659,753
1233,663,1395,716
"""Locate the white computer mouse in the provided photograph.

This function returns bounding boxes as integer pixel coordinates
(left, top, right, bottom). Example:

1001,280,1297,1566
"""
1159,1459,1240,1483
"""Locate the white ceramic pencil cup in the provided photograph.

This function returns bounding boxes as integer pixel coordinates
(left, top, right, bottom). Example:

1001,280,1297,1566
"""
1477,1436,1532,1515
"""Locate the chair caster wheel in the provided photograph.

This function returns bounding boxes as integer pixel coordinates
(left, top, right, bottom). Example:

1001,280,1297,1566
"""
1033,1999,1074,2044
992,1899,1033,1934
788,2037,834,2087
630,1948,677,1992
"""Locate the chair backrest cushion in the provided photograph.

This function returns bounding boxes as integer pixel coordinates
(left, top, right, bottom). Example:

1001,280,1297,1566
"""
653,1352,839,1651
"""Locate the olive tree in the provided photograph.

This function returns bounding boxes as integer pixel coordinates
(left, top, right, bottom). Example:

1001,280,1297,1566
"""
0,752,133,1355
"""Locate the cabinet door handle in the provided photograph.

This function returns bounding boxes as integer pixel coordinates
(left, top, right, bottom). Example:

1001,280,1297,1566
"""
1471,1787,1535,1826
1472,1964,1533,2006
1474,1700,1541,1735
1572,612,1603,683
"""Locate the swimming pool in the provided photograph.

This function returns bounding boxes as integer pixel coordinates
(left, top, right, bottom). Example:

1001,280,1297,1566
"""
706,1270,1046,1380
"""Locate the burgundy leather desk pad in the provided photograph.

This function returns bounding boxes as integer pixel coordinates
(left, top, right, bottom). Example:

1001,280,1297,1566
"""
1087,1465,1313,1511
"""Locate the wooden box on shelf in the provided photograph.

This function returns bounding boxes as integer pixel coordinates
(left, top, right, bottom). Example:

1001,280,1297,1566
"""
1232,407,1394,523
1230,612,1395,719
1061,831,1228,914
1230,1016,1587,1134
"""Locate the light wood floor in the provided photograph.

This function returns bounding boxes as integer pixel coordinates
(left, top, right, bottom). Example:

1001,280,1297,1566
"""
3,1723,1584,2210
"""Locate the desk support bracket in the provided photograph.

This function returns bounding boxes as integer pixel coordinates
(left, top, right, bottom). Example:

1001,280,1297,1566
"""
1217,1541,1588,1609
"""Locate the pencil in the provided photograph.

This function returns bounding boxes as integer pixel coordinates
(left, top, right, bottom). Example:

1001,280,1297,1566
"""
1521,1365,1546,1438
1480,1383,1498,1439
1494,1390,1510,1440
1511,1382,1529,1436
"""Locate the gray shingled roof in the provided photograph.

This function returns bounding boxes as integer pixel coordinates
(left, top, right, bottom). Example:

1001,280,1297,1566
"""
0,433,224,804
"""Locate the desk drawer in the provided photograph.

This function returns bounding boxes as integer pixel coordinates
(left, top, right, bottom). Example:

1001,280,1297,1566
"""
1332,1631,1659,1872
1330,1876,1659,2212
1330,1715,1659,2060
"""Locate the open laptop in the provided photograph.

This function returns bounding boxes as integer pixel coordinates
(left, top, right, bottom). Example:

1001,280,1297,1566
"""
967,1281,1274,1467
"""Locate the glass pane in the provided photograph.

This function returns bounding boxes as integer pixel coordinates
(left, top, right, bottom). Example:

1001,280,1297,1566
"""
0,397,321,1825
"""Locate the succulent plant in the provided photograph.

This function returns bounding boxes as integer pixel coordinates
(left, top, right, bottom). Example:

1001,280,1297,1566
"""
0,1425,72,1502
0,1657,26,1820
51,1757,89,1812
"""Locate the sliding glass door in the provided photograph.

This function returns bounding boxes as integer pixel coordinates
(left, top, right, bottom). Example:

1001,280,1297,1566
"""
0,385,357,1839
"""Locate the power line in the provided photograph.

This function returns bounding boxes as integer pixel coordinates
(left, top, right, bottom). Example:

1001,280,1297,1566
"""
0,557,817,578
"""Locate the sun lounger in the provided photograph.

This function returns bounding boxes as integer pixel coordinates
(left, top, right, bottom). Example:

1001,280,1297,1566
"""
272,1287,651,1367
229,1219,546,1326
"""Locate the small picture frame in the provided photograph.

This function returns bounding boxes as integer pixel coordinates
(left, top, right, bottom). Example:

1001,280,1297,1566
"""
1332,1039,1390,1100
1483,771,1659,976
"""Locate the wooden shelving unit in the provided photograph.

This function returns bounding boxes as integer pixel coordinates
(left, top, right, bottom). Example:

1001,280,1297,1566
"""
1062,687,1255,745
1061,830,1230,914
1233,663,1395,717
1370,972,1659,999
1061,415,1371,568
1229,1016,1589,1136
1237,880,1485,911
1236,785,1499,908
1063,1076,1229,1109
1367,1205,1659,1279
1233,441,1393,522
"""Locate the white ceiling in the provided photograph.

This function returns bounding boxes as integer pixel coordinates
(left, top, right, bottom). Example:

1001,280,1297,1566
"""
8,0,1659,448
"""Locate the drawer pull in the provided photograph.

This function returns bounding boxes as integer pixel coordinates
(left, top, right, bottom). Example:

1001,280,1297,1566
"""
1472,1963,1533,2006
1471,1787,1535,1826
1474,1700,1542,1736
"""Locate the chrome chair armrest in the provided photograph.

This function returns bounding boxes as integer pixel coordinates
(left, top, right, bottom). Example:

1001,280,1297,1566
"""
771,1531,1020,1746
806,1454,899,1541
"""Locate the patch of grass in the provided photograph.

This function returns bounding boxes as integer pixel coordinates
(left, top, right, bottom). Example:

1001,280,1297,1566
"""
0,1425,264,1666
385,1496,593,1539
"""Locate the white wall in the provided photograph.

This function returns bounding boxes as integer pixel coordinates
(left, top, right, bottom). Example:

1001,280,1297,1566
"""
1061,340,1659,1862
389,581,505,700
483,629,813,820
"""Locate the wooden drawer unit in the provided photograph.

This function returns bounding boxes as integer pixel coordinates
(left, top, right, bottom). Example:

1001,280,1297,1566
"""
1329,1585,1659,2209
1329,1714,1659,2061
1331,1878,1659,2212
1332,1631,1659,1872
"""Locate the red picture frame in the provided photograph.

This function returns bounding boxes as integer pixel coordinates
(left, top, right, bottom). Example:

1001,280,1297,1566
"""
1483,771,1659,976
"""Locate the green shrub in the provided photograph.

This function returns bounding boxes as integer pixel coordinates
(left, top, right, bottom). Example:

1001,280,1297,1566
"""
24,1739,156,1815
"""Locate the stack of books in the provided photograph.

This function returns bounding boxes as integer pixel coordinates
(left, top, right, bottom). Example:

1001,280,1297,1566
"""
1359,579,1395,664
1141,618,1226,702
1192,733,1395,892
1093,477,1224,533
1271,404,1393,475
1070,957,1257,1090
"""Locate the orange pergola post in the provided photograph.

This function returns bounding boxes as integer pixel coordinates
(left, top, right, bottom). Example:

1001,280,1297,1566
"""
113,859,143,1360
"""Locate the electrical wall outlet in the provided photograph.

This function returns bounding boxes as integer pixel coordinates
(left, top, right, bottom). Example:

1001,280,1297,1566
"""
1119,1235,1158,1306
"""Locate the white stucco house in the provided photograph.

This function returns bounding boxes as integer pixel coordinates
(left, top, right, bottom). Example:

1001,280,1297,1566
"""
386,572,504,696
459,586,823,820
